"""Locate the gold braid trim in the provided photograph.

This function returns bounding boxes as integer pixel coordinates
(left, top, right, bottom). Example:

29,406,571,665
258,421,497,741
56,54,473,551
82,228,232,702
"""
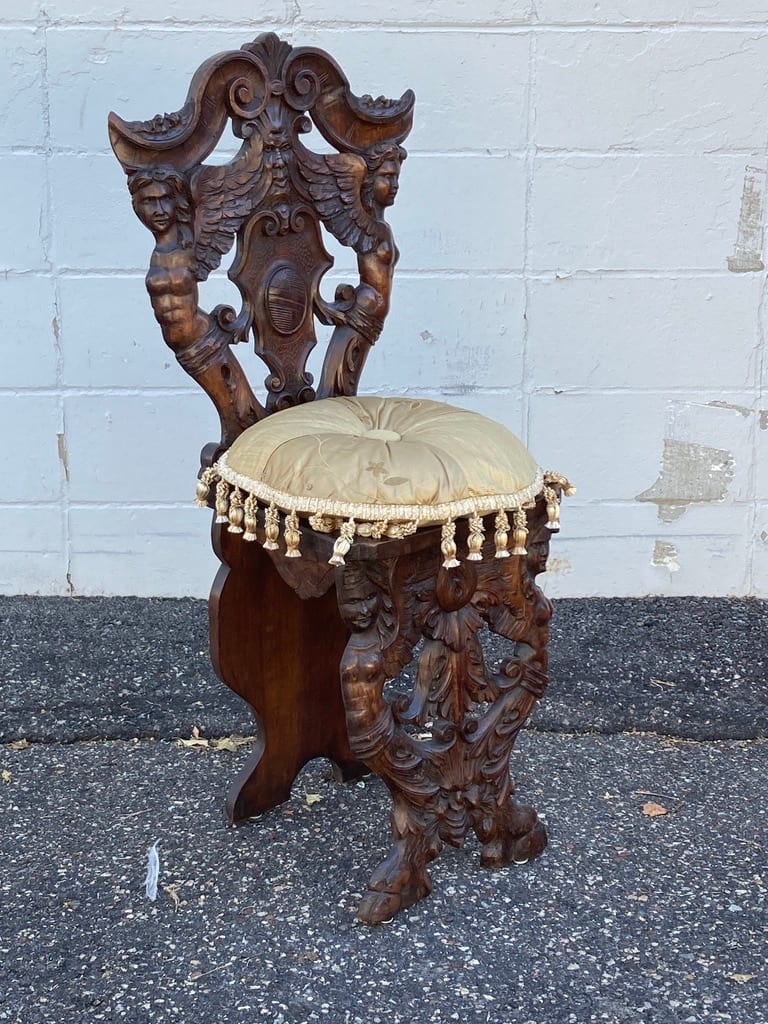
197,460,573,561
215,450,546,526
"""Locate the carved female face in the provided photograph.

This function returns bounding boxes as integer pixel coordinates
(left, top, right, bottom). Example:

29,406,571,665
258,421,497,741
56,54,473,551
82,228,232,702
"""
372,158,400,207
133,181,177,237
526,536,550,577
338,579,381,632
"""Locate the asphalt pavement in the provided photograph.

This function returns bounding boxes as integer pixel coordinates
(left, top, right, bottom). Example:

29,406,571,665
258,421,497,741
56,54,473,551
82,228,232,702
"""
1,595,766,1024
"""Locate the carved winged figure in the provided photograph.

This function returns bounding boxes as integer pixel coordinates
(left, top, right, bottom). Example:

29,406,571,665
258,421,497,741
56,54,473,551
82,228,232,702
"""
296,140,407,345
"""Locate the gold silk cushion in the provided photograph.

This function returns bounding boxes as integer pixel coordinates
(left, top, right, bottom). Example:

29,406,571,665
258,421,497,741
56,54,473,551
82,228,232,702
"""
201,396,570,566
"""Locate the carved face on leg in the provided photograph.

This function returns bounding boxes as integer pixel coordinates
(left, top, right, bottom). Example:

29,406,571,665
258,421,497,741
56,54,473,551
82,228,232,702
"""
339,585,382,630
525,528,552,578
337,569,382,633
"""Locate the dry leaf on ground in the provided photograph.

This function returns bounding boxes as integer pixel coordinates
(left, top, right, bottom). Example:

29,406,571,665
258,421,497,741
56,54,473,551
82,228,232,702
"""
642,801,668,817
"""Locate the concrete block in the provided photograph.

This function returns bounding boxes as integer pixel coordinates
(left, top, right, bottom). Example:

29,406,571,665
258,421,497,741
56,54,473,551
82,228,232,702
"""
298,0,531,24
0,508,68,596
302,29,530,151
395,154,527,271
2,1,41,19
0,156,48,271
528,391,756,504
64,393,219,503
59,276,191,389
0,29,45,149
529,154,745,272
48,28,266,155
410,388,525,438
535,1,768,23
68,506,216,598
527,274,762,390
535,30,768,153
755,410,768,500
0,396,64,502
50,154,150,270
0,276,58,388
44,0,287,24
363,275,525,393
540,502,753,598
753,504,768,598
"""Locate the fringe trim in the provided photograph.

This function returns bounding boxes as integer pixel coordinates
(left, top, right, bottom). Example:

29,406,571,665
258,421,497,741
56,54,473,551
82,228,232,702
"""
196,459,575,567
215,449,546,526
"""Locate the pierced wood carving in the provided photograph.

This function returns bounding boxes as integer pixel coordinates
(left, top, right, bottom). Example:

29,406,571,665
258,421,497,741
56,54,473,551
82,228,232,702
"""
109,32,413,450
335,501,555,923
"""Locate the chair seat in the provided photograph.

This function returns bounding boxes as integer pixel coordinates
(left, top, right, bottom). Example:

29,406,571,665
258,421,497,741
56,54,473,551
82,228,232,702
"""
200,396,571,565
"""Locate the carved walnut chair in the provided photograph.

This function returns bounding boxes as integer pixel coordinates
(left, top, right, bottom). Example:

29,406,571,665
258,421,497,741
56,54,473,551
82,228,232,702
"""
109,33,572,924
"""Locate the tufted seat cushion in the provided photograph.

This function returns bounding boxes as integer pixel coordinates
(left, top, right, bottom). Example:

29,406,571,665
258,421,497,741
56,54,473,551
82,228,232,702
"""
198,396,571,566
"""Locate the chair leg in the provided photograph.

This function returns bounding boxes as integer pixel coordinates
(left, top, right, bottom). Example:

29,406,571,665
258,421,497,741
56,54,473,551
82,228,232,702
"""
336,516,554,923
210,525,365,823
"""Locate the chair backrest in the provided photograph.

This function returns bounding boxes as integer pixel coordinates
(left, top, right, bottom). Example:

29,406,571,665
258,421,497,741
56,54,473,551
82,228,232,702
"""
109,32,414,451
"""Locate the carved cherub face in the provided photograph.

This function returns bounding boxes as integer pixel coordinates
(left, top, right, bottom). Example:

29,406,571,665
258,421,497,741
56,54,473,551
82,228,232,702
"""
372,158,400,207
133,181,177,237
338,578,381,632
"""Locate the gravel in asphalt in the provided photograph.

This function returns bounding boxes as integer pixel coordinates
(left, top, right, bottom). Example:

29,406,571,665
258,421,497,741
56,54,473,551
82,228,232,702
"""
0,596,766,1023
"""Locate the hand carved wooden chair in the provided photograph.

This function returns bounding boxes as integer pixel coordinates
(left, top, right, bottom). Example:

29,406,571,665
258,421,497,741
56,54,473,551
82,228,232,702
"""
109,33,572,924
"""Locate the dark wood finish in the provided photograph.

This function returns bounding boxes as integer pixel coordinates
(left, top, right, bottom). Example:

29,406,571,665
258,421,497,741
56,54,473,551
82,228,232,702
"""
336,501,554,922
211,522,367,821
110,34,562,922
109,31,413,453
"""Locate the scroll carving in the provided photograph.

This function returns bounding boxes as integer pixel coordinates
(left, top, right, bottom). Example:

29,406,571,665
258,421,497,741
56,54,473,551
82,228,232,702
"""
335,501,555,923
109,32,414,447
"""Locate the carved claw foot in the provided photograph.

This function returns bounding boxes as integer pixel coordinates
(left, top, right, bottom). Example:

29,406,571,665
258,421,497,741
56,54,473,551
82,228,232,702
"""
478,799,548,869
356,836,439,924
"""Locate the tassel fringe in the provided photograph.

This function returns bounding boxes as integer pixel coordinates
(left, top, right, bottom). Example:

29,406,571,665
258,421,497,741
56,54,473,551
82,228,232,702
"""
227,487,244,534
284,511,302,558
263,503,280,550
329,518,356,566
494,511,510,559
441,521,460,569
196,464,575,565
466,515,484,561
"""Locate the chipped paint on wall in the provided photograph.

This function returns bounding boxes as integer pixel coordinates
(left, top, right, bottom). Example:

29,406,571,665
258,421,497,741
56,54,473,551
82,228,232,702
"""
637,439,734,521
651,540,680,573
728,165,766,273
636,400,746,521
56,432,70,483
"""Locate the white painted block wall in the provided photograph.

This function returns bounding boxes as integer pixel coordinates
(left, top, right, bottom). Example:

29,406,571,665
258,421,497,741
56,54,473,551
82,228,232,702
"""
2,2,766,598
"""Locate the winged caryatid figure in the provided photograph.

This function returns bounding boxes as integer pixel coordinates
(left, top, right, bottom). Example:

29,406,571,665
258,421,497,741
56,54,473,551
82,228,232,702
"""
127,140,273,441
294,140,407,395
